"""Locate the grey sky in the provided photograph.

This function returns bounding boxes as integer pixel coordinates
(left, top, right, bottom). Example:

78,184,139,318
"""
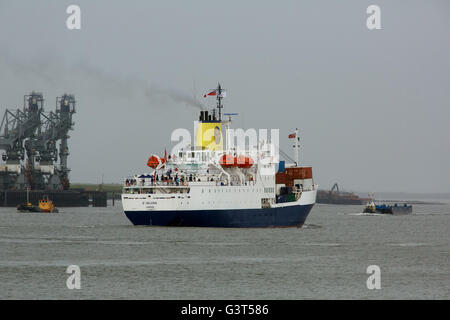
0,0,449,193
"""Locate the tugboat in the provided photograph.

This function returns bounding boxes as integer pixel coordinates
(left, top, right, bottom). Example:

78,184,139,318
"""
121,84,318,228
38,195,59,213
363,199,377,213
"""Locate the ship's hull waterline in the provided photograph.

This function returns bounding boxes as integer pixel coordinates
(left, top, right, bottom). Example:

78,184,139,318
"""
124,203,314,228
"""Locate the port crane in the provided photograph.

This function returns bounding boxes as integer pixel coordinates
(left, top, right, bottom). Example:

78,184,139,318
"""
0,92,75,190
25,94,76,190
0,92,43,189
330,183,340,194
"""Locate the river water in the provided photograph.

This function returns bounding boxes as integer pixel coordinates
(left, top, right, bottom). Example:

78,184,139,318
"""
0,201,448,299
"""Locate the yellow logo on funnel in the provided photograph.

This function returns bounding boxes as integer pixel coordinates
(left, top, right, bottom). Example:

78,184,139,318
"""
195,121,223,151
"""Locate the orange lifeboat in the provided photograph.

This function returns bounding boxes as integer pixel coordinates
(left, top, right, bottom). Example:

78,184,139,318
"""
219,154,237,168
237,155,254,169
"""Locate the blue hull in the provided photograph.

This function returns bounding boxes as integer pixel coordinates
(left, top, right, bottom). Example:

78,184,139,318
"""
124,204,314,228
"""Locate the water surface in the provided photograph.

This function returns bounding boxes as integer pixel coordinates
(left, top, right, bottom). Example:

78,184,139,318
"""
0,201,448,299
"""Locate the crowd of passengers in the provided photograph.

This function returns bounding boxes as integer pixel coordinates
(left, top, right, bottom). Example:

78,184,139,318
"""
125,169,255,187
125,169,200,187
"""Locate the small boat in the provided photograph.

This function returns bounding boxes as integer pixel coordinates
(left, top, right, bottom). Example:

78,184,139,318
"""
363,200,376,213
17,187,41,212
17,202,41,212
38,196,59,213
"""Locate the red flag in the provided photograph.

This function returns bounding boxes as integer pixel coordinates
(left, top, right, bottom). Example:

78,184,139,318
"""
203,90,217,98
288,133,296,139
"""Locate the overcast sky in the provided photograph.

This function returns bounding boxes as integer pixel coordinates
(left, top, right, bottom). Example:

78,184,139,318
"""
0,0,449,193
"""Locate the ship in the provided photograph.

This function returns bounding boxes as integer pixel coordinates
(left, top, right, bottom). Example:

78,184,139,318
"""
363,197,412,215
17,202,41,212
363,199,376,213
121,84,317,228
317,183,368,205
16,188,57,213
38,195,59,213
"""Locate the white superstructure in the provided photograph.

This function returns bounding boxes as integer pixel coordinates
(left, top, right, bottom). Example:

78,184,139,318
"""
122,146,317,212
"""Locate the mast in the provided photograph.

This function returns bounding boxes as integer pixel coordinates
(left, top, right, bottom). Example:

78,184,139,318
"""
294,128,300,166
216,83,223,121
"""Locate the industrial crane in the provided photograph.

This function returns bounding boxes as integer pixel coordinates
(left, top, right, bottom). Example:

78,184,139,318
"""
24,94,76,190
0,92,43,189
0,92,75,190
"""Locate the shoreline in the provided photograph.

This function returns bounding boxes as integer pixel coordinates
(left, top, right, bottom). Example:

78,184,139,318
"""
373,199,447,205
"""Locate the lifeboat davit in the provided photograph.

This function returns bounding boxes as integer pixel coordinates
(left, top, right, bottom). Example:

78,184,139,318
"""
147,155,165,169
237,155,254,169
219,154,238,168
